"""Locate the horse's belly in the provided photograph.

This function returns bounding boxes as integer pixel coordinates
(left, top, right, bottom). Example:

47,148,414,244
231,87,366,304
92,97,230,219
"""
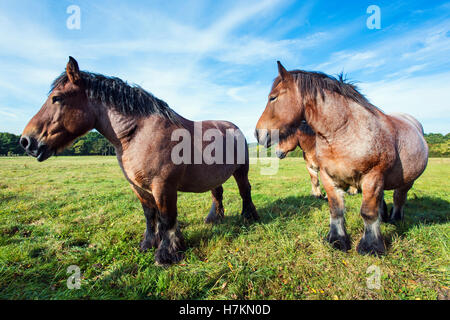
178,164,238,193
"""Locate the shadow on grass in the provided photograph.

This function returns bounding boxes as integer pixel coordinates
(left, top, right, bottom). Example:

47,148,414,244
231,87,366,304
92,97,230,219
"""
384,195,450,239
188,193,449,254
186,195,326,248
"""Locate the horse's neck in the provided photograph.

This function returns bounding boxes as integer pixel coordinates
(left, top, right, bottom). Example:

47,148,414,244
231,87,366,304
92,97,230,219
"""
92,103,139,152
93,102,189,153
304,92,352,140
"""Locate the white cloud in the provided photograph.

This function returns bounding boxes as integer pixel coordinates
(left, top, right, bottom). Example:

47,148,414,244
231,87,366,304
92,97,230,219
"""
312,21,450,77
360,72,450,134
0,108,17,119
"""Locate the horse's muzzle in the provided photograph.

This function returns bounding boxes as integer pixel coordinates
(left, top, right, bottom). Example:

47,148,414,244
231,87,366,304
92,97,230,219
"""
254,129,272,148
275,150,286,159
20,135,54,162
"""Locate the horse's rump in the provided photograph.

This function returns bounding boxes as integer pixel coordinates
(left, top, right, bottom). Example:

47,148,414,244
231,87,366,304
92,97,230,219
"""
389,112,424,135
383,113,428,189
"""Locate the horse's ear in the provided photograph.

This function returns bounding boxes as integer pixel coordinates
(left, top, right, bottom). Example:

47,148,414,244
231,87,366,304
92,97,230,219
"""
277,61,293,82
66,56,81,84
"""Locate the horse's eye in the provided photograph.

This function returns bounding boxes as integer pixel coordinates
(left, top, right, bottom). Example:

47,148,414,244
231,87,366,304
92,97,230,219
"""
269,96,277,102
52,96,62,104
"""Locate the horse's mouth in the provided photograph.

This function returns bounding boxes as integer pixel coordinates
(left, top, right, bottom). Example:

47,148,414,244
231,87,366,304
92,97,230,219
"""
36,145,54,162
25,143,54,162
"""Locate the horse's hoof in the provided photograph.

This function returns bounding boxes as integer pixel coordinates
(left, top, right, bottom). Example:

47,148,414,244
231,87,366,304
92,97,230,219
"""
140,241,151,252
389,207,403,223
155,249,185,266
140,240,157,252
356,237,386,256
204,210,225,224
326,233,351,252
154,231,186,266
241,206,259,222
242,212,259,222
251,210,260,221
139,235,160,252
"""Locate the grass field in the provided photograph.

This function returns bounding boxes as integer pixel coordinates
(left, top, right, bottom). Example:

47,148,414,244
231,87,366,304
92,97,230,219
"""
0,156,448,300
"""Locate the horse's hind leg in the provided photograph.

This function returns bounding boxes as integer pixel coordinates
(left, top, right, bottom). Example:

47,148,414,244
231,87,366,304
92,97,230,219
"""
153,184,186,266
380,194,389,223
307,165,324,199
205,185,225,224
347,186,359,195
390,183,413,222
357,172,386,256
233,164,259,221
320,170,351,251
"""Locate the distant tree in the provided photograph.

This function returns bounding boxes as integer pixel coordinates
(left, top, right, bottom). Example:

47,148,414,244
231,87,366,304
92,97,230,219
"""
72,139,89,155
0,132,23,155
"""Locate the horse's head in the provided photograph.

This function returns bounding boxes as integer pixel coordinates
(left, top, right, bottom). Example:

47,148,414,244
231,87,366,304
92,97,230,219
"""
255,61,302,148
275,130,299,159
20,57,95,161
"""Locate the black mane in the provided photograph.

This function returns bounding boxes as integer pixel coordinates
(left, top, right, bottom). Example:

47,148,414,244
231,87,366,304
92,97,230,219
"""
51,71,181,124
299,120,315,136
273,70,381,115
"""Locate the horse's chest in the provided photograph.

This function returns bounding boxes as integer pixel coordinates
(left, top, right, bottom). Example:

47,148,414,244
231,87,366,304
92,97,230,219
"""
317,147,359,185
323,160,354,181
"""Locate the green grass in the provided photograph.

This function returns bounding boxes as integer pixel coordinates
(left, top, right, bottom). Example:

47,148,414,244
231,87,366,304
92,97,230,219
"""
0,156,448,300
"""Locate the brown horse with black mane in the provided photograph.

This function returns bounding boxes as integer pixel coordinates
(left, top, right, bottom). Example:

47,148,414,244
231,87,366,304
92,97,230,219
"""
256,61,428,255
21,57,259,265
276,120,358,198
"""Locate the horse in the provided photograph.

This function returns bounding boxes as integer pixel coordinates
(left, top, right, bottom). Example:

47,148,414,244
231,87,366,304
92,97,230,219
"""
255,61,428,255
20,57,259,265
275,121,359,198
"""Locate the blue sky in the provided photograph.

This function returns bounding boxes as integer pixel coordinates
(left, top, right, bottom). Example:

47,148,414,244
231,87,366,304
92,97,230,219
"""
0,0,449,140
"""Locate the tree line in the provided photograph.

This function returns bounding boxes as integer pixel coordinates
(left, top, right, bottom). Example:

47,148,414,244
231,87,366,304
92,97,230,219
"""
0,131,448,157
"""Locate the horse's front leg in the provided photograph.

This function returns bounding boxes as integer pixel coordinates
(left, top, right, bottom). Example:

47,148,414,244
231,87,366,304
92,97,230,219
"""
321,170,351,251
153,184,186,266
357,172,386,255
130,185,160,251
140,204,161,251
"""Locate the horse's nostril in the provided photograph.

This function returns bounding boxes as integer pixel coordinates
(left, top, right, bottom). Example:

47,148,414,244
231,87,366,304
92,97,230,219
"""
20,136,30,150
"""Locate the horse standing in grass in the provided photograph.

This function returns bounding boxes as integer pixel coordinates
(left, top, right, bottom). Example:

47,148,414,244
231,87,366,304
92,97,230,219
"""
20,57,259,265
275,121,358,199
255,61,428,255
